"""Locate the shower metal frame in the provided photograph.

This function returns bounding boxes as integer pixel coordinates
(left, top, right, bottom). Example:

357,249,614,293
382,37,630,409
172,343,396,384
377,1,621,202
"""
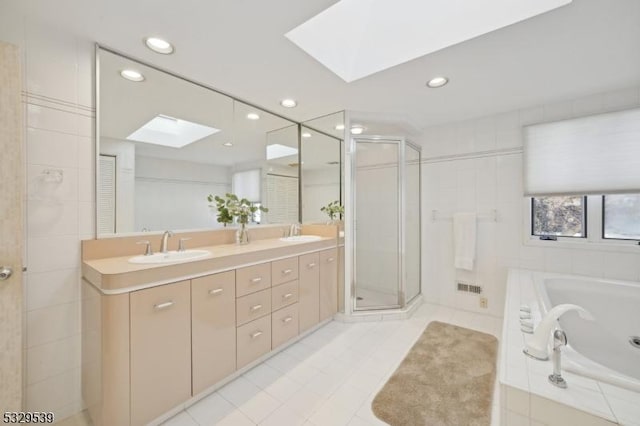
350,135,422,312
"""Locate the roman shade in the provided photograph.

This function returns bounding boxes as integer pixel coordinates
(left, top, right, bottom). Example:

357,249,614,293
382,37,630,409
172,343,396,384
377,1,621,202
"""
524,107,640,196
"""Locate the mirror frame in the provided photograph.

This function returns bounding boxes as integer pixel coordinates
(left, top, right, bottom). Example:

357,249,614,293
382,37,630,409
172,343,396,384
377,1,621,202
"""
95,44,307,238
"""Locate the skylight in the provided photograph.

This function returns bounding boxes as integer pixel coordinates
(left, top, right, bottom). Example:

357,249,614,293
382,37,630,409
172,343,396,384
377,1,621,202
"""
266,144,298,160
126,114,220,148
286,0,572,82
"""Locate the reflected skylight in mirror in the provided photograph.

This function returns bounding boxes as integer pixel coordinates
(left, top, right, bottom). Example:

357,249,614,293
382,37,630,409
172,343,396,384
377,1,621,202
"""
126,114,220,148
266,143,298,160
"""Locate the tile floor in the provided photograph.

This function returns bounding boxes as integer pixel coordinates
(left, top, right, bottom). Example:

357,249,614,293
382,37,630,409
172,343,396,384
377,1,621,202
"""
161,303,503,426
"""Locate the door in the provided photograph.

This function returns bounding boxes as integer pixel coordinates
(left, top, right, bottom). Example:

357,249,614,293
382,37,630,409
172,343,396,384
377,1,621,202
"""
319,248,338,320
298,252,320,332
353,138,401,310
191,271,236,395
130,281,191,425
0,41,24,412
405,143,421,303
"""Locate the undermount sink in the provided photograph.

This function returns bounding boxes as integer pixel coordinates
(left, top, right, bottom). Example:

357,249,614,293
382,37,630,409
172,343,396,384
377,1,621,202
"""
128,249,211,264
279,235,323,243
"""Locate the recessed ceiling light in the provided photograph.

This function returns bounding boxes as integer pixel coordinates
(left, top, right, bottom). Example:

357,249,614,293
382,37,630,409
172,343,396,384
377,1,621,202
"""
127,114,220,148
350,125,365,135
247,113,260,120
280,99,297,108
223,142,233,147
335,124,345,130
144,37,174,54
426,76,449,88
120,69,145,82
301,132,312,138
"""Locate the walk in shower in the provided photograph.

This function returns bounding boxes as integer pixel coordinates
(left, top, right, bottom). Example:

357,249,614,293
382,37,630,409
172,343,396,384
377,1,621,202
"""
351,136,421,311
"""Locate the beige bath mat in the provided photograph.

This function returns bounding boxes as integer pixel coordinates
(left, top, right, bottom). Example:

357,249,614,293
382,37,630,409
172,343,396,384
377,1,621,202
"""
372,321,498,426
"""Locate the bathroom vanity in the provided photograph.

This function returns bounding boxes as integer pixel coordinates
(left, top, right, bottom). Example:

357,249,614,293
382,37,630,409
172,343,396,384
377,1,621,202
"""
81,225,340,426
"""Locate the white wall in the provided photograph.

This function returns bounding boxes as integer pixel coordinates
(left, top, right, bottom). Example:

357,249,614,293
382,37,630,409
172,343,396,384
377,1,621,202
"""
0,11,95,420
135,156,230,231
419,86,640,317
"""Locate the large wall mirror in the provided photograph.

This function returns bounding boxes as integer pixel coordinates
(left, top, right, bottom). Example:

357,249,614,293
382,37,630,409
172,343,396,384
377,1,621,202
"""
301,112,345,224
96,47,300,237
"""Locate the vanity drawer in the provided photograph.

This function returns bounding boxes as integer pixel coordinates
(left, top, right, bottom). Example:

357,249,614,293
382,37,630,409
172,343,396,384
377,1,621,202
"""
271,280,299,311
271,257,299,286
236,263,271,297
272,303,299,349
237,315,272,369
236,288,271,326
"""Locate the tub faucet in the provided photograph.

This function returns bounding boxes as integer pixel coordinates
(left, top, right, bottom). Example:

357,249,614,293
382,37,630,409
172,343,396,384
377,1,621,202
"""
523,303,593,360
160,230,174,253
548,329,568,388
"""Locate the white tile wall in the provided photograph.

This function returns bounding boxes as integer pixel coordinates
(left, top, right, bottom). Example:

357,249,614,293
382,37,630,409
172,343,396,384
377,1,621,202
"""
418,86,640,317
1,13,95,421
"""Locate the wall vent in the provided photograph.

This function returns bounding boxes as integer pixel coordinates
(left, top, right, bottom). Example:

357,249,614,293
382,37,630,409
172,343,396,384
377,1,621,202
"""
457,282,482,294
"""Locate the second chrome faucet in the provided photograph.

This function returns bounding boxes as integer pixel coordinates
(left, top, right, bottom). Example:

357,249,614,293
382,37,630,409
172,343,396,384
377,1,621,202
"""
160,230,174,253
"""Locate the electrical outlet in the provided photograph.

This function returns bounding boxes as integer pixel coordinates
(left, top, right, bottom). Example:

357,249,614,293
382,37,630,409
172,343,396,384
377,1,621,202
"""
480,297,488,309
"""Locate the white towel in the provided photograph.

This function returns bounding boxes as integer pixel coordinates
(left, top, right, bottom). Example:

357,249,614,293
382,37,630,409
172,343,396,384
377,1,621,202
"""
453,213,477,271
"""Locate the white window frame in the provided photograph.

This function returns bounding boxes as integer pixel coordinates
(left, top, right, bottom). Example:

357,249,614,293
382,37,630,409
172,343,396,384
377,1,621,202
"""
524,195,640,253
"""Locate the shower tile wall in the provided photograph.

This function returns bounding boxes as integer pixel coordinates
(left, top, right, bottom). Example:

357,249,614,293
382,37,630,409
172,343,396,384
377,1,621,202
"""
419,86,640,318
0,11,95,420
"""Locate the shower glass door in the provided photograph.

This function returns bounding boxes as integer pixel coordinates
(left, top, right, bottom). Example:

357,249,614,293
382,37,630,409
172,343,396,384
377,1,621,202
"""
353,138,401,310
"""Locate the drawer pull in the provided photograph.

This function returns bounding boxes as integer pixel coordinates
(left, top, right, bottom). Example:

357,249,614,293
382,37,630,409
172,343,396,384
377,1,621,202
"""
250,277,263,283
282,269,293,275
307,263,316,268
282,316,293,324
209,288,223,295
327,257,335,263
250,304,263,312
283,293,294,299
250,331,263,339
154,301,174,310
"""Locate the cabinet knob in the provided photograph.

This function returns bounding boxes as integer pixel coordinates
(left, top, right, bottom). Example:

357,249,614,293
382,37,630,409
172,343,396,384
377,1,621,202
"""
250,304,263,312
282,316,293,324
250,277,262,283
327,257,335,263
209,288,223,295
250,331,263,339
282,293,293,299
154,301,174,310
307,263,316,269
282,269,293,275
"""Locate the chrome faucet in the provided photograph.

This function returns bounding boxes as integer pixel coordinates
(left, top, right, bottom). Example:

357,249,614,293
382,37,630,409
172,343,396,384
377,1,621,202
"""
160,231,174,253
548,329,568,388
523,303,593,360
289,223,301,237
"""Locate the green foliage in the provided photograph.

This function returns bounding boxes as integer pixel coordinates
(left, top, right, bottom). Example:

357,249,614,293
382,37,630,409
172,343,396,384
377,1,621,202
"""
533,196,584,237
207,193,268,226
320,200,344,220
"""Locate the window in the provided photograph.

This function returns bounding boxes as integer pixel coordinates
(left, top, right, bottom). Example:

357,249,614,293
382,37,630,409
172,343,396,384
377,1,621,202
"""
531,196,586,238
603,194,640,240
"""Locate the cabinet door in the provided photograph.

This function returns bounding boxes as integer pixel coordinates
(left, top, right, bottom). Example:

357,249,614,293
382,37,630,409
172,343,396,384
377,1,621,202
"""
298,252,320,332
236,263,271,297
236,288,272,326
130,281,191,426
191,271,236,395
319,248,338,321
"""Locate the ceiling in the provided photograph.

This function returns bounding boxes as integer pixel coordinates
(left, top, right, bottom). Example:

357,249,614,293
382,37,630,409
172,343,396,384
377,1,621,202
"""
5,0,640,130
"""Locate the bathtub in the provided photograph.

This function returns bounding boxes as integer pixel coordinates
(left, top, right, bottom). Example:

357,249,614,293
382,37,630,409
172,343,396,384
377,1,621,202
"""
533,271,640,392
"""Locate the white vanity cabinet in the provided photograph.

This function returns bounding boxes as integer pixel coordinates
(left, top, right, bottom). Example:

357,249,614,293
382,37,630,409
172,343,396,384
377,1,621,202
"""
299,252,321,332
